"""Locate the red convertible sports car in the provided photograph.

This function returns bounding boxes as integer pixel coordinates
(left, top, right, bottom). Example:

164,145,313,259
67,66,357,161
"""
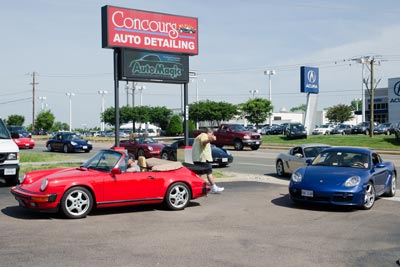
10,148,210,219
12,135,35,149
119,137,165,158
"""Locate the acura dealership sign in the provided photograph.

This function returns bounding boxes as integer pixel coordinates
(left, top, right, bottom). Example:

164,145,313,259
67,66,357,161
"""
300,66,319,94
388,78,400,122
102,5,198,55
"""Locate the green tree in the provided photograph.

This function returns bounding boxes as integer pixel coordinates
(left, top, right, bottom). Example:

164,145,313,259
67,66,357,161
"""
51,121,69,132
167,115,183,136
6,114,25,125
35,110,55,131
189,100,238,125
350,99,363,111
290,104,306,113
240,98,273,127
326,104,354,123
148,106,172,130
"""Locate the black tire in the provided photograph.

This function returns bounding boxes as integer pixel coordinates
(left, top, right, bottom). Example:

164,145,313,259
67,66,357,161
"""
138,149,146,157
251,145,260,150
365,130,369,135
361,182,375,210
63,144,69,153
233,140,244,151
161,151,169,160
61,186,93,219
84,150,90,153
276,160,285,177
47,144,53,152
164,182,190,210
342,131,346,135
385,173,396,197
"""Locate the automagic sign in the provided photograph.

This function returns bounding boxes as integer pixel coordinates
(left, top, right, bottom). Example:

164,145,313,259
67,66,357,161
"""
102,5,198,55
300,66,319,94
119,49,189,83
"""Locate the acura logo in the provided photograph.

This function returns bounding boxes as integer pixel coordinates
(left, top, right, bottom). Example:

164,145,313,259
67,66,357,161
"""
308,70,317,83
394,81,400,96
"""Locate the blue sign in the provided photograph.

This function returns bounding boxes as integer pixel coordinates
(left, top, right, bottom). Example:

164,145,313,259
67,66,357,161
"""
300,66,319,94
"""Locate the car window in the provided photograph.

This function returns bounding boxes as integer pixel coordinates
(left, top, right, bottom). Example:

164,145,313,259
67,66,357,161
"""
312,151,369,168
82,150,122,172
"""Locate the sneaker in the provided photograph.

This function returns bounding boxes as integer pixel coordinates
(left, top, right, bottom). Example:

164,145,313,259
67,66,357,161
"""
210,185,224,194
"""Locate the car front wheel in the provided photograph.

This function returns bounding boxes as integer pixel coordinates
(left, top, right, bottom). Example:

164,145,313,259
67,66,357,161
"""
61,186,93,219
63,144,70,153
164,182,190,210
161,152,169,160
47,144,53,152
233,140,244,151
362,182,375,210
276,160,285,177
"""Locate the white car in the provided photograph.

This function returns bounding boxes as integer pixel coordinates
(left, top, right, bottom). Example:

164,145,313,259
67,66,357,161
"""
312,124,335,135
275,144,331,177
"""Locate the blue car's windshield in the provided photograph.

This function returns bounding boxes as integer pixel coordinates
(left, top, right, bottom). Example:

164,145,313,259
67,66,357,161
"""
312,151,369,169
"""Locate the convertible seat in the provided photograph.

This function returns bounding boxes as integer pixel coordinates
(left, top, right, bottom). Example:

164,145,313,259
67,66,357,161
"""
146,158,183,171
137,156,148,172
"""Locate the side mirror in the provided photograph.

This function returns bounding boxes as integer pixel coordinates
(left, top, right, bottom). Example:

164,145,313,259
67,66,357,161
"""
375,163,385,169
305,159,313,165
111,168,121,175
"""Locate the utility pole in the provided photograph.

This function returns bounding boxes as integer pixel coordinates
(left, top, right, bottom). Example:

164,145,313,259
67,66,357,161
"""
369,58,374,137
30,71,39,132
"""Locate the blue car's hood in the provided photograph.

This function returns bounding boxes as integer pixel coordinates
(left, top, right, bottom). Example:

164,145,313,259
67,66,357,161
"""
302,166,369,186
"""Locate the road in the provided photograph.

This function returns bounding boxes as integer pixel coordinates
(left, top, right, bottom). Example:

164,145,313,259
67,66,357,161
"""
1,181,399,267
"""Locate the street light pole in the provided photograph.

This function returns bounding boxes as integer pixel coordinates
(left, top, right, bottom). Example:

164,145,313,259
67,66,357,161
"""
264,70,276,126
65,92,75,131
98,90,108,131
249,89,259,98
38,96,47,111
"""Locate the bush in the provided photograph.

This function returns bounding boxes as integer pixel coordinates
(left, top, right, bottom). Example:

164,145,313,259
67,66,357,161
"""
166,115,183,136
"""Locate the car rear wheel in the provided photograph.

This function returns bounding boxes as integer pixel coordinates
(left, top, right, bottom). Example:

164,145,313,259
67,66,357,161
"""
233,140,244,151
47,144,53,152
164,182,190,210
385,173,396,197
362,182,375,210
276,160,285,177
61,186,93,219
161,152,169,160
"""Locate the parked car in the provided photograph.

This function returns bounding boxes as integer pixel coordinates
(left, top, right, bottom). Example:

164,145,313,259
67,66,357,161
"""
373,123,392,135
119,136,165,158
312,124,335,135
275,144,331,177
46,132,92,153
351,121,377,135
6,125,31,138
11,132,35,149
10,148,210,219
289,147,397,210
285,123,307,139
160,138,233,167
261,125,284,135
394,122,400,140
330,124,352,135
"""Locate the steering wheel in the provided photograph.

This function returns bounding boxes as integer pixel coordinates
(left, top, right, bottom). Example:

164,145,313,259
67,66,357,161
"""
352,162,365,168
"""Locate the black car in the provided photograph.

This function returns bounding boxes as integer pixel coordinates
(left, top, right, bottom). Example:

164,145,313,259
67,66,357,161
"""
351,121,376,135
330,124,352,135
46,132,92,153
285,123,307,139
160,138,233,167
6,125,31,138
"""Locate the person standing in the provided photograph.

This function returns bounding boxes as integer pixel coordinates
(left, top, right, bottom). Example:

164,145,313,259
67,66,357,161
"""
192,128,224,193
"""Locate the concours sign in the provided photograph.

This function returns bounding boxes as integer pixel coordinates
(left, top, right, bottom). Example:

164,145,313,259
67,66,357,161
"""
102,5,198,55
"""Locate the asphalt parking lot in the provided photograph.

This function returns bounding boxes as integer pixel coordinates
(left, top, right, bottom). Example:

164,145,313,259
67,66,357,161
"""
1,180,399,267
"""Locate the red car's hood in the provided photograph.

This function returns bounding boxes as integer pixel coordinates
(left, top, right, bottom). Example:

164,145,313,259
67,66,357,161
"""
23,167,98,185
147,143,165,151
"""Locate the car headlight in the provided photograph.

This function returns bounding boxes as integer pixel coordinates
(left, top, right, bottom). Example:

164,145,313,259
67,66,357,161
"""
344,176,361,187
40,178,49,192
225,150,231,155
71,141,77,146
19,173,26,184
87,141,92,145
243,135,250,140
291,172,302,183
148,146,154,151
7,152,18,160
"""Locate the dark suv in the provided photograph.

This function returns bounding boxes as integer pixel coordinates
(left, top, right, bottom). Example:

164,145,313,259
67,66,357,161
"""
351,122,373,135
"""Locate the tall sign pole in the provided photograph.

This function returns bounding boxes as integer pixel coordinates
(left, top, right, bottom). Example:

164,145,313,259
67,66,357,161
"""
114,49,120,147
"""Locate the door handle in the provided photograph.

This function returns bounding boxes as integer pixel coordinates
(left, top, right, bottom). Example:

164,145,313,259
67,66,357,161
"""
147,176,155,179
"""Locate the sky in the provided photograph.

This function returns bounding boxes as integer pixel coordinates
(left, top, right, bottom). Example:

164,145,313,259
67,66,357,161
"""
1,0,400,129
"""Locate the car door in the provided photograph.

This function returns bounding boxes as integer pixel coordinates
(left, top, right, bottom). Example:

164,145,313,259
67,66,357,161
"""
370,153,388,194
103,171,164,201
286,146,305,172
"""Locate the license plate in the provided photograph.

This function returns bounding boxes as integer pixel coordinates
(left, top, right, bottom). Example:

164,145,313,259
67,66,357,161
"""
25,144,29,147
255,141,260,144
4,168,16,175
83,146,87,149
301,189,313,197
222,158,228,162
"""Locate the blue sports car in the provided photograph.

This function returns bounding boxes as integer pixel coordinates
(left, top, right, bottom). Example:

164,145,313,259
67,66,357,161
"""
289,147,397,210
